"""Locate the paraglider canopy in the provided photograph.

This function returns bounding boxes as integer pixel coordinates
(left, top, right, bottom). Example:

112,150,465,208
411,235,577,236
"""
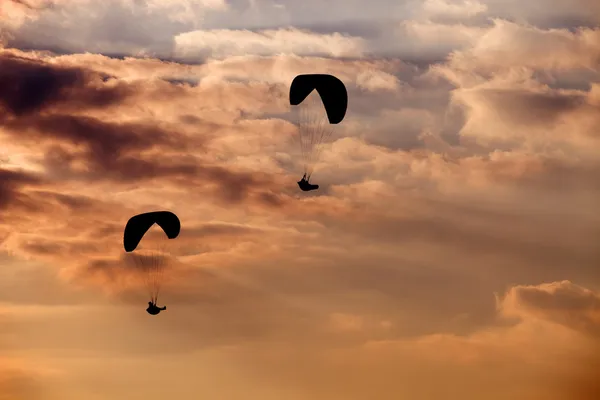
123,211,181,253
289,74,348,124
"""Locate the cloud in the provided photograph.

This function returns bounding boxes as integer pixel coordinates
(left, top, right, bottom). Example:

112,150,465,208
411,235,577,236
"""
0,53,132,116
422,0,488,19
398,20,487,52
3,114,194,179
146,0,229,24
0,51,296,208
447,85,596,148
182,221,268,237
500,281,600,336
436,20,600,79
154,281,599,400
421,21,600,157
496,281,600,399
4,0,198,56
327,281,600,400
481,0,600,27
0,168,44,211
1,36,597,294
0,0,57,31
174,27,367,60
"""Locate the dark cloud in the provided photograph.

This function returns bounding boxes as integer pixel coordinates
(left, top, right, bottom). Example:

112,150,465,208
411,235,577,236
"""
0,64,285,205
517,282,600,313
0,54,84,116
510,281,600,336
1,113,198,179
20,240,65,256
4,0,57,12
0,168,43,210
27,190,96,211
186,165,283,204
468,88,587,126
11,113,183,153
0,53,132,117
7,0,38,10
485,156,600,192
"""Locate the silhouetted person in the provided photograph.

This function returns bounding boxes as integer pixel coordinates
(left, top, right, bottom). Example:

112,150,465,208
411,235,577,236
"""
146,301,166,315
297,173,319,192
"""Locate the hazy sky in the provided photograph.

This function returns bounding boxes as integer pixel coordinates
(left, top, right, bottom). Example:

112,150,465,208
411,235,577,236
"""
1,0,600,399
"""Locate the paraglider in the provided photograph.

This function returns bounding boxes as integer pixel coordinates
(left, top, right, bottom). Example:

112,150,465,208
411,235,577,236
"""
289,74,348,191
146,301,167,315
297,173,319,191
123,211,181,315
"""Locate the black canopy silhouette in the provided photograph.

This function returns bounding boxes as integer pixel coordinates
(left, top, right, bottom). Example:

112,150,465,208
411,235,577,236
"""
123,211,181,253
289,74,348,124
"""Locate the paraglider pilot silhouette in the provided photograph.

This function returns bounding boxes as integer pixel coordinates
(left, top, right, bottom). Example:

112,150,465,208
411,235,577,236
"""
297,173,319,191
123,211,181,316
289,74,348,192
147,301,166,315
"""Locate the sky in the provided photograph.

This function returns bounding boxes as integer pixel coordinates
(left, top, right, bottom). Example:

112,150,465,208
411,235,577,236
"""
0,0,599,399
